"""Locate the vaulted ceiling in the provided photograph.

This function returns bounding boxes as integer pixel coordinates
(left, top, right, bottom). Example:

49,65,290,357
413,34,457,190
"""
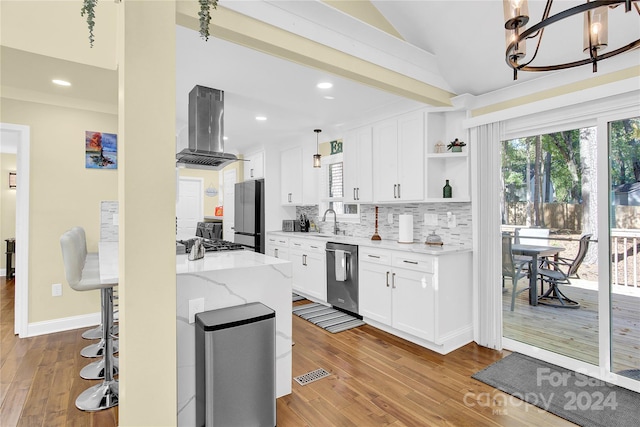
2,1,639,154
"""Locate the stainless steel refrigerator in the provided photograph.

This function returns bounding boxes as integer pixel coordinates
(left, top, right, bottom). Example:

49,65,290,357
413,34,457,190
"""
234,179,265,253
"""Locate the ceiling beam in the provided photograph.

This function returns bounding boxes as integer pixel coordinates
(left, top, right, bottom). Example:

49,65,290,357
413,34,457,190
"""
176,3,453,107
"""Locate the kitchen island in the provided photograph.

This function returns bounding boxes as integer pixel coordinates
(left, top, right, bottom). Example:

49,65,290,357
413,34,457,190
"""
176,250,292,426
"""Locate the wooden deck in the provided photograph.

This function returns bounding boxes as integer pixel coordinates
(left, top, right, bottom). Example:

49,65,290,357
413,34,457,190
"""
503,279,640,374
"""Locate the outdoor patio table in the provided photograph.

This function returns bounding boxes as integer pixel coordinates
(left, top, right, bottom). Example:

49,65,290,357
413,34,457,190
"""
511,244,565,306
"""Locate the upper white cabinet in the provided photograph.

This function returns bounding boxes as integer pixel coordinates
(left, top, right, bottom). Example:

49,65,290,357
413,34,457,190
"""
343,126,373,203
280,147,303,205
243,151,264,180
280,146,319,206
373,111,424,203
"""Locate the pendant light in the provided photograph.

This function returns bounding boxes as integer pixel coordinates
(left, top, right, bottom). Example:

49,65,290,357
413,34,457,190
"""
313,129,322,168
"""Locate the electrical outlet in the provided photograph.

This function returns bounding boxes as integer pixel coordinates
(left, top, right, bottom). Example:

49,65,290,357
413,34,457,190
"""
387,213,394,225
52,283,63,297
188,298,205,324
424,213,438,226
447,212,457,228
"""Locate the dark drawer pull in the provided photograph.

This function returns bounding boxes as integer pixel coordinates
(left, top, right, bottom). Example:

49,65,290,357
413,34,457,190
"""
403,260,419,265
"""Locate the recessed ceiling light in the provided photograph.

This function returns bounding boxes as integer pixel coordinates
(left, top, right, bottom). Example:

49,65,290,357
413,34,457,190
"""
317,82,333,89
52,79,71,86
324,96,335,100
255,116,267,121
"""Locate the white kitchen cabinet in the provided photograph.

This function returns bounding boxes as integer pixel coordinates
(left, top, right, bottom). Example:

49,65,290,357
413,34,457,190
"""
390,260,435,342
280,147,303,205
359,249,392,325
359,246,472,354
289,237,326,302
343,126,373,203
266,235,290,260
280,146,319,206
243,150,264,180
373,111,424,203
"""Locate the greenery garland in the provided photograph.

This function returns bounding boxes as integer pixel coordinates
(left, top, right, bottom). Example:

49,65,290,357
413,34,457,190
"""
198,0,218,41
81,0,219,47
81,0,98,48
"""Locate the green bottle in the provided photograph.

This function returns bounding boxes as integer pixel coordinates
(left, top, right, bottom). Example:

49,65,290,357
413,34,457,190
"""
443,179,452,198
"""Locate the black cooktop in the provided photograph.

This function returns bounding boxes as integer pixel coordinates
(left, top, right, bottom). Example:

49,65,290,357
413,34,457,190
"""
177,238,245,253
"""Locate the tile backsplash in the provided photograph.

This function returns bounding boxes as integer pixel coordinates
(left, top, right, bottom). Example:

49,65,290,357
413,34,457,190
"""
296,203,472,247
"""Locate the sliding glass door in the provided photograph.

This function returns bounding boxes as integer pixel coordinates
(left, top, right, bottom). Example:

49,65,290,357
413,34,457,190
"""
607,116,640,381
500,110,640,390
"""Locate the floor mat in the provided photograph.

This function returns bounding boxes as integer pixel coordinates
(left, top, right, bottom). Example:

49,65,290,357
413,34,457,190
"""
292,302,364,333
472,352,640,427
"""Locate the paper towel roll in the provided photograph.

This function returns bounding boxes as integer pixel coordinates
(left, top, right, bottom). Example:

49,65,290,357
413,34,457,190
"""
398,214,413,243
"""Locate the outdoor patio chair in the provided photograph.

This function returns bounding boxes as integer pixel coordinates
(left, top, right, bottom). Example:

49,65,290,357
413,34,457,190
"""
535,234,591,308
553,233,593,279
502,233,531,311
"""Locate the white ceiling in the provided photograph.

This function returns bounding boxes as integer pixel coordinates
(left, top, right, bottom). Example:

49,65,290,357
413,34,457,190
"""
3,1,639,154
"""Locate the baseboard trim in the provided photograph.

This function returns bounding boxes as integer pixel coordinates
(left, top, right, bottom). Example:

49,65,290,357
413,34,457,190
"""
0,269,6,277
26,312,101,337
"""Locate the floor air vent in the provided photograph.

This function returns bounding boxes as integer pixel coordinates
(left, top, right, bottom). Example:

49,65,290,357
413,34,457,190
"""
292,293,305,302
293,368,331,386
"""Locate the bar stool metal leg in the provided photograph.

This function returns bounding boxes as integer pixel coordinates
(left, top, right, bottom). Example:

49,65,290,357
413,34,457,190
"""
82,292,119,339
81,338,119,358
76,287,119,411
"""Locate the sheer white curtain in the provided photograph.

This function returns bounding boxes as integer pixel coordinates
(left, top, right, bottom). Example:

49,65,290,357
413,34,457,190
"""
470,122,504,349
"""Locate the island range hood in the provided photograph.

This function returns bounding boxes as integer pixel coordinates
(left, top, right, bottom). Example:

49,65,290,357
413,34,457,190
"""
176,85,240,170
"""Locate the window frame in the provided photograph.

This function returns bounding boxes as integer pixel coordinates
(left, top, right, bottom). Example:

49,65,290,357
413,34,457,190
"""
319,153,360,222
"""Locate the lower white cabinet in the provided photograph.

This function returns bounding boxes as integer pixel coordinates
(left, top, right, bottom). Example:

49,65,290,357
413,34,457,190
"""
266,235,289,260
290,238,326,302
359,246,471,353
360,248,434,342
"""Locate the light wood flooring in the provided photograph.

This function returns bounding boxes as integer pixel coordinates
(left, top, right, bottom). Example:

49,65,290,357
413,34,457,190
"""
504,279,640,373
1,276,576,426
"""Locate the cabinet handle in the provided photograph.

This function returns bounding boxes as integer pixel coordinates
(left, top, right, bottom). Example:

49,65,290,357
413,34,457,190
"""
250,168,254,178
393,184,398,198
303,254,307,266
288,193,292,203
392,272,396,288
368,254,380,259
275,248,279,258
310,245,319,249
386,271,390,287
356,187,360,200
353,188,357,200
397,184,401,199
403,260,418,265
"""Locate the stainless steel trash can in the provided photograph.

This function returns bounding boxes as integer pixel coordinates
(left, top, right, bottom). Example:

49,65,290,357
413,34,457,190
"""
195,302,276,427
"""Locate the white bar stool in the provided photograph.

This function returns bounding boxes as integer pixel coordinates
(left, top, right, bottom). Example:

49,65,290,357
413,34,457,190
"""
60,227,118,411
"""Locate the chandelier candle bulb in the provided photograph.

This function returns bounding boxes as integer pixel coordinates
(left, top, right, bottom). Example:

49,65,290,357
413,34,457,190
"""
583,6,608,54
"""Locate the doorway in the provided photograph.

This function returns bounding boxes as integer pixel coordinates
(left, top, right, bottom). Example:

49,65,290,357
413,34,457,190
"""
176,176,204,238
0,123,30,337
499,114,640,391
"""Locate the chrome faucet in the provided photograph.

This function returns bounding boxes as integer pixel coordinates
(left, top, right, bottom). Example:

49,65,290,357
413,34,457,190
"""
322,208,338,235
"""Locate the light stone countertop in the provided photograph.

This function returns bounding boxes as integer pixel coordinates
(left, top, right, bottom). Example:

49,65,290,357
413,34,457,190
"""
268,231,472,255
176,249,289,274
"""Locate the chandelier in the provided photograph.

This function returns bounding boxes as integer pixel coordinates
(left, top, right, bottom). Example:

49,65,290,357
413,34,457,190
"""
504,0,640,79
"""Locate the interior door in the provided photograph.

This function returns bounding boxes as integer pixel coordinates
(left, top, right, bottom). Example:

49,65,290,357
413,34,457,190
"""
223,169,237,241
176,177,203,238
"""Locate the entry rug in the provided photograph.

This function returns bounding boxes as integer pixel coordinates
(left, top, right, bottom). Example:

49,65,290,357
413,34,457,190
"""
292,302,365,334
471,352,640,427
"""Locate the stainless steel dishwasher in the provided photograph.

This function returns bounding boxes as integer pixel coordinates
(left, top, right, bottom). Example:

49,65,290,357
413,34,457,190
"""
326,242,359,315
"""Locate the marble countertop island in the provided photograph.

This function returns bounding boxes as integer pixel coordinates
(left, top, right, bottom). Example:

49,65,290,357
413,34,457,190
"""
176,250,292,425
